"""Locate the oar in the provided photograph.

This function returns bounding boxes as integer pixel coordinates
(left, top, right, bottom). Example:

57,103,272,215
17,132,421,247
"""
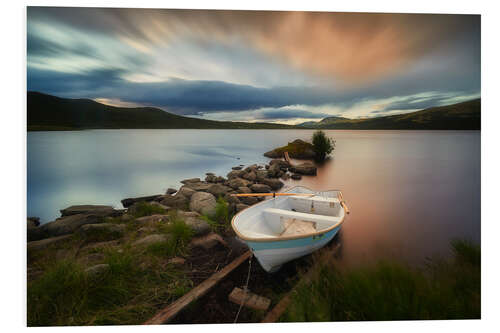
231,193,315,198
337,192,350,214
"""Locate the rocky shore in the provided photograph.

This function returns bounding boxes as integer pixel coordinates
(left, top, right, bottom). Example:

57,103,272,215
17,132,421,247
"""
27,154,319,325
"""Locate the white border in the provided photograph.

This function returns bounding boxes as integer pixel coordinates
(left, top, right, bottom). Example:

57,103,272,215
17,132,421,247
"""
2,1,499,332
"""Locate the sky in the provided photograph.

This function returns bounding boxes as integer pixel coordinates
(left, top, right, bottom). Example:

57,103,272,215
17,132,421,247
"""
27,7,480,124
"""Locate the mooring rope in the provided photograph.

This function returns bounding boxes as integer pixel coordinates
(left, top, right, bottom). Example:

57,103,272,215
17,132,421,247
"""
233,253,253,323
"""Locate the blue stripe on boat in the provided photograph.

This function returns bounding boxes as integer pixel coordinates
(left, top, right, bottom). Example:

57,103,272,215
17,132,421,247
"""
246,226,340,251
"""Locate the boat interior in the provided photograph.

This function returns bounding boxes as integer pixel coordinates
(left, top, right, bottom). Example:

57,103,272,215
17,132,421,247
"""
234,191,345,240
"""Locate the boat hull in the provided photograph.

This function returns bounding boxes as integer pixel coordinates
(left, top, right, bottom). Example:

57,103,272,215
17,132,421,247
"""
246,225,341,272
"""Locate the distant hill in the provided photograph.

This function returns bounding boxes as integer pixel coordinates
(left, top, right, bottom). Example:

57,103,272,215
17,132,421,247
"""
297,99,480,130
27,92,480,131
27,91,295,131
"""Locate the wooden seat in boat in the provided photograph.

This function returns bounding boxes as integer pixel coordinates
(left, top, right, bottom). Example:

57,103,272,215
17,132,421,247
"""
280,218,317,236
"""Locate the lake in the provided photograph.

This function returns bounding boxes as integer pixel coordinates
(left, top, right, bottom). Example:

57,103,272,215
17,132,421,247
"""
27,129,480,265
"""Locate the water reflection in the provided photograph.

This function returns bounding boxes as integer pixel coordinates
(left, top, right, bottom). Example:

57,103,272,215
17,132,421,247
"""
27,129,480,265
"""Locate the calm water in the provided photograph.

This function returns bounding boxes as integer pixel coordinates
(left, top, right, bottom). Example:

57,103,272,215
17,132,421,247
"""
27,130,480,265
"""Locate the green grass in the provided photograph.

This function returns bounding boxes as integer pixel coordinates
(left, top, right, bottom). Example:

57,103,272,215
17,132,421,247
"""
201,197,232,233
282,239,480,322
131,202,166,218
27,246,193,326
149,211,194,258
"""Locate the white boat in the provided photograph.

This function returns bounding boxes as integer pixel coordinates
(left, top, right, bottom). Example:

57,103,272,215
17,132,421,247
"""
231,186,349,272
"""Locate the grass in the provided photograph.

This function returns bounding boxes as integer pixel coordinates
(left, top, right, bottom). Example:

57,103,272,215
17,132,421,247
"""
130,202,166,218
27,246,192,326
281,239,480,322
149,211,194,258
201,197,232,233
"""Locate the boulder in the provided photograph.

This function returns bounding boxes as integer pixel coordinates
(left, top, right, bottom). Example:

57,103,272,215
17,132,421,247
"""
148,201,170,211
27,218,47,241
264,139,316,159
27,234,72,251
281,173,291,180
227,170,245,179
232,166,243,170
176,186,196,199
41,213,104,237
184,217,211,236
207,183,232,197
267,163,281,178
166,257,186,266
135,214,169,224
82,239,120,251
250,184,272,193
120,213,134,222
255,170,268,181
261,178,285,191
215,176,226,183
166,188,177,195
224,194,241,205
77,223,126,242
240,196,258,205
289,162,317,175
160,194,189,209
60,205,118,217
189,192,217,216
244,164,259,173
205,174,217,183
121,195,163,208
291,174,302,180
127,201,168,216
183,182,211,192
190,233,227,250
269,159,291,168
133,234,172,247
85,264,110,278
236,204,249,212
236,186,252,194
177,210,201,219
242,171,257,182
181,178,201,184
228,177,252,190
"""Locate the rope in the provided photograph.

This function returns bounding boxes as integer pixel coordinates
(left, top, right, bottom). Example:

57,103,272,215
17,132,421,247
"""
233,253,253,323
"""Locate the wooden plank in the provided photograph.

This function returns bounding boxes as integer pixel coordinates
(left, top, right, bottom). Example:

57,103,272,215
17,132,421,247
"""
144,250,252,325
228,287,271,311
261,294,292,323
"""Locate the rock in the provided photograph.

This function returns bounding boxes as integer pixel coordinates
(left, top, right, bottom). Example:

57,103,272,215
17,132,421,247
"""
176,186,196,199
82,240,120,251
27,218,47,241
77,223,126,242
190,233,228,250
27,234,72,251
166,257,186,265
79,253,106,266
224,193,241,205
41,213,104,237
60,205,118,217
291,173,302,180
148,201,170,211
181,178,201,184
27,217,40,227
236,204,249,212
135,214,169,224
228,177,252,190
237,186,252,194
160,194,189,209
85,264,110,278
183,182,211,192
177,210,201,219
207,183,232,197
244,164,259,173
206,172,215,176
255,170,268,181
189,192,217,216
133,234,172,247
127,200,168,216
289,162,317,175
242,171,257,182
137,226,155,236
267,163,281,178
121,213,134,222
281,173,291,180
265,164,270,170
261,178,285,190
240,196,258,205
232,166,243,170
269,159,291,168
264,139,316,159
166,188,177,195
215,176,226,183
184,217,211,236
250,184,272,193
227,170,245,179
121,195,163,208
205,174,217,183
